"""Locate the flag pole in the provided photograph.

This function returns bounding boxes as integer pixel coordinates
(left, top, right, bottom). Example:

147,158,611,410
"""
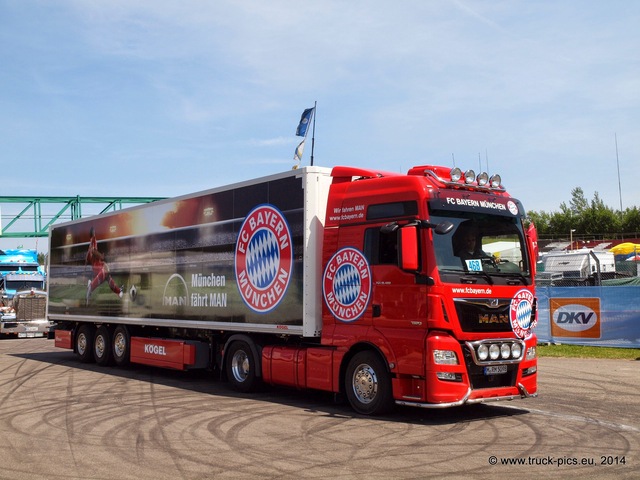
310,101,317,166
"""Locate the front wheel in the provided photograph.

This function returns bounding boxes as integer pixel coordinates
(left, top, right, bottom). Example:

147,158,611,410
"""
225,341,260,393
345,351,394,415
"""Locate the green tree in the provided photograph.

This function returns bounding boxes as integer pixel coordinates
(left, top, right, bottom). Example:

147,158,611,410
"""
580,192,620,234
621,207,640,234
569,187,588,214
527,210,552,235
527,187,624,238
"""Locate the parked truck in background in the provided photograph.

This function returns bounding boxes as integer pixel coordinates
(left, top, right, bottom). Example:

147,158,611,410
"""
0,249,46,300
0,288,51,338
0,249,51,338
48,165,538,415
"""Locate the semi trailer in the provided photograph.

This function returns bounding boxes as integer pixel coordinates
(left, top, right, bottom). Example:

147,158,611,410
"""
48,165,538,415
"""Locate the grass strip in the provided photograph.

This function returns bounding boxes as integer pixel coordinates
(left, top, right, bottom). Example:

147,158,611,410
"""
537,343,640,360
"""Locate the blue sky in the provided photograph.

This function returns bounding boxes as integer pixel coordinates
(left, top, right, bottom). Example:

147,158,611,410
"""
1,1,639,251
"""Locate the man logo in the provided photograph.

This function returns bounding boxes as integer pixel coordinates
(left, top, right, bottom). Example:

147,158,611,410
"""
235,204,293,313
163,274,188,308
550,298,601,338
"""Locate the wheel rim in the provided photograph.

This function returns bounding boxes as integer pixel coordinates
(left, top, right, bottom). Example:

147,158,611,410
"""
352,363,378,405
113,333,126,358
231,350,250,383
95,335,106,359
77,333,87,356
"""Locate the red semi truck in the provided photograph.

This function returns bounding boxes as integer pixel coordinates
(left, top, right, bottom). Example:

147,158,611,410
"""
48,165,538,415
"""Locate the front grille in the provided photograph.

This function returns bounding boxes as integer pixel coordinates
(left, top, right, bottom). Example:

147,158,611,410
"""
15,296,47,321
455,298,513,333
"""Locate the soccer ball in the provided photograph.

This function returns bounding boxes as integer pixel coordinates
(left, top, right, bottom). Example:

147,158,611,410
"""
129,284,137,302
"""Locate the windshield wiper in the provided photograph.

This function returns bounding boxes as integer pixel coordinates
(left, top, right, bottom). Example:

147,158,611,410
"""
460,270,494,285
493,272,529,285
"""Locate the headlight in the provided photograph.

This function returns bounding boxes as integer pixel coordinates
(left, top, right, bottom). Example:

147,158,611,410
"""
526,346,537,360
511,342,522,359
500,343,511,359
489,343,500,360
477,344,489,361
433,349,459,365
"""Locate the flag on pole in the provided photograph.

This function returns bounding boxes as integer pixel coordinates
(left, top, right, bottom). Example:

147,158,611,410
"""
296,107,315,137
294,139,305,161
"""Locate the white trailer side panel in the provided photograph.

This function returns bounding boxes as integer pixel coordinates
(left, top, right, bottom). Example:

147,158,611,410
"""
47,167,332,338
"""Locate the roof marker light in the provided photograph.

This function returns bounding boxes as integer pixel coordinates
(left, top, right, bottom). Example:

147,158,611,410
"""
464,169,476,184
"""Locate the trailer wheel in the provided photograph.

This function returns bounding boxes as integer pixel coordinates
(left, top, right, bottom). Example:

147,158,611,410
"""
226,341,259,393
94,326,113,366
345,351,394,415
112,326,130,367
76,324,96,363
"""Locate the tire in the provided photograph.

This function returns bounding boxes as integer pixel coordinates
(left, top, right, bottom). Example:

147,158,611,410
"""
345,351,394,415
225,340,260,393
112,325,130,367
76,324,96,363
94,325,113,366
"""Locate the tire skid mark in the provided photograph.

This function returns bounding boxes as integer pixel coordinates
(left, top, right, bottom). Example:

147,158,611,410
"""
147,376,190,478
0,359,56,407
502,405,640,434
1,341,638,479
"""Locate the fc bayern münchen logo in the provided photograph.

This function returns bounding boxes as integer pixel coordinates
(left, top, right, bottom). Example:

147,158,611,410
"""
510,288,536,338
235,205,293,313
323,247,372,322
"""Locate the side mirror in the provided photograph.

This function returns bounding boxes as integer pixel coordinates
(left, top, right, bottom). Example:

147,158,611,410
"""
380,222,399,234
399,226,419,271
525,221,538,276
434,221,454,235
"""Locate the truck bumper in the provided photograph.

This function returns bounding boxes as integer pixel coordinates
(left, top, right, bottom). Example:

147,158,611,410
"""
0,318,53,338
395,383,537,409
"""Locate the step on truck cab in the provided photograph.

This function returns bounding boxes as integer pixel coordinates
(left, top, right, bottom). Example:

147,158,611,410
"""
49,165,538,415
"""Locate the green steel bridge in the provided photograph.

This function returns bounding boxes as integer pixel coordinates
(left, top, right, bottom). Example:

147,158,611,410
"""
0,196,164,238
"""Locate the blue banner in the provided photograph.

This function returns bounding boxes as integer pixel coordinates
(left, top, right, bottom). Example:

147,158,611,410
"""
536,286,640,347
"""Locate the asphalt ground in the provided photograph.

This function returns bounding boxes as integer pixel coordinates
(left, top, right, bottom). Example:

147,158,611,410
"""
0,338,638,480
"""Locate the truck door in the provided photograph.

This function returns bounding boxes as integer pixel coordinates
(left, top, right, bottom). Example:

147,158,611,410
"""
363,225,427,375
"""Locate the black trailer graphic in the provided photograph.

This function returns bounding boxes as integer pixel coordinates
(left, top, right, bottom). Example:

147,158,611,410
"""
48,174,308,329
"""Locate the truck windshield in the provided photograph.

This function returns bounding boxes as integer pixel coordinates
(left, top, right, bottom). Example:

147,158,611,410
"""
429,212,531,285
5,280,45,291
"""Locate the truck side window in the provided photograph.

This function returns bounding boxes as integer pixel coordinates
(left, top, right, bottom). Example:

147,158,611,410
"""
364,228,398,265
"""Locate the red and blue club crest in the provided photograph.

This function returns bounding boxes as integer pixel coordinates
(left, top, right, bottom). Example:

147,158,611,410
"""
235,205,293,313
510,288,536,338
323,247,372,322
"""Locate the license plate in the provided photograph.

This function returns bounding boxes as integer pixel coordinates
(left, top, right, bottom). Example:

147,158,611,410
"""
18,332,43,338
484,365,508,375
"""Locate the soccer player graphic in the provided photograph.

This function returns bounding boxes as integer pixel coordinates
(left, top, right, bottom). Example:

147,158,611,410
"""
85,227,124,305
